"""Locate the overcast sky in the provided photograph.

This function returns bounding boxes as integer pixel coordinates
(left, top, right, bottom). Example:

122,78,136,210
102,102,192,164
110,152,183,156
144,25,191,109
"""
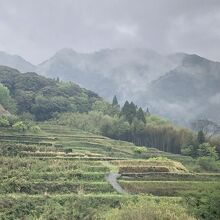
0,0,220,64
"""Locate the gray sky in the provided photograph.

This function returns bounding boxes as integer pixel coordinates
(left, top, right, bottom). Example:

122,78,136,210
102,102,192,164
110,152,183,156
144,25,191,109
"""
0,0,220,64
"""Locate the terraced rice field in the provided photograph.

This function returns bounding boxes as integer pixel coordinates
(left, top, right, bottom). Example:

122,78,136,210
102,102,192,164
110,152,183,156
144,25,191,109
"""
0,123,220,219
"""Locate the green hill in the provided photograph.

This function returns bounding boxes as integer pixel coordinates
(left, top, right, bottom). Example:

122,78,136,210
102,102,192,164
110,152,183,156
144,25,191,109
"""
0,65,100,120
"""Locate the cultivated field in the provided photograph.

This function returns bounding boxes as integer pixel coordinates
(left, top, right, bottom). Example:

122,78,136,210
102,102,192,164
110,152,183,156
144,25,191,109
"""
1,123,219,219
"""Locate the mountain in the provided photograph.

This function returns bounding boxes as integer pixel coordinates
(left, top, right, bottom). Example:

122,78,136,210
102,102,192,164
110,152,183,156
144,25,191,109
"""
144,55,220,124
0,49,220,125
0,51,35,72
36,48,183,101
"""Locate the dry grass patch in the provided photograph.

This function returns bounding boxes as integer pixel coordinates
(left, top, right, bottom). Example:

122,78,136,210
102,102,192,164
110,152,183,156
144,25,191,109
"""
115,157,188,174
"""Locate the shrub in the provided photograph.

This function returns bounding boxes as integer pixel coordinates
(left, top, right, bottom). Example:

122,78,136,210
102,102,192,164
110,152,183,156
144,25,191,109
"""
64,148,73,153
182,143,219,159
0,117,10,127
7,115,19,126
12,121,27,132
196,157,220,172
197,143,218,159
104,198,195,220
30,125,41,133
134,147,148,154
185,190,220,220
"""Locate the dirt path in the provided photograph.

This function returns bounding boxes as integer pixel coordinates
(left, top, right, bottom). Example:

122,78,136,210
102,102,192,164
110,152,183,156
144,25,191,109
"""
106,172,127,194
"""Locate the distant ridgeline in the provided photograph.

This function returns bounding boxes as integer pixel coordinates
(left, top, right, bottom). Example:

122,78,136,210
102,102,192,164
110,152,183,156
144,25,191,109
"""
0,66,101,120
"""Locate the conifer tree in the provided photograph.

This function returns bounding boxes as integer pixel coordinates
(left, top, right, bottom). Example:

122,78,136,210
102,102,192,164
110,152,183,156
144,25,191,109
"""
120,101,136,124
197,130,205,144
137,107,146,124
112,95,118,106
120,101,130,117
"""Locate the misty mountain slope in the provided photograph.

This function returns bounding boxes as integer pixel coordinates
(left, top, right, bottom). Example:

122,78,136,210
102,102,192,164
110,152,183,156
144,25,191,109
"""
0,51,35,73
36,48,183,101
0,49,220,125
145,55,220,124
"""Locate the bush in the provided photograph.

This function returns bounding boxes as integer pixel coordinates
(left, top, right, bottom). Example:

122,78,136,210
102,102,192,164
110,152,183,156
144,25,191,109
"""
197,143,218,159
196,157,220,172
7,115,19,126
185,190,220,220
134,147,148,154
30,125,41,133
104,198,195,220
12,121,27,132
64,148,73,153
0,117,10,127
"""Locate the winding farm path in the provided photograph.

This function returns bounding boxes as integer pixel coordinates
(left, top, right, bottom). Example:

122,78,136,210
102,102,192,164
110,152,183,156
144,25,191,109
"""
106,172,127,194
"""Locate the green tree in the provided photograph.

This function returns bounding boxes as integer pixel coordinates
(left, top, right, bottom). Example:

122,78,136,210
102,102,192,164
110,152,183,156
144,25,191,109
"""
197,130,205,144
185,190,220,220
112,95,118,106
131,118,146,145
114,119,131,141
197,143,218,159
0,83,16,113
120,101,136,124
32,95,73,121
92,100,109,113
136,107,146,124
15,90,34,113
120,101,129,115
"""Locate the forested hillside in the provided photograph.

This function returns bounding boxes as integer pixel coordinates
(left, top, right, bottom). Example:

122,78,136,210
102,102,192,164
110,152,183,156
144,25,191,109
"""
0,66,100,120
0,65,219,156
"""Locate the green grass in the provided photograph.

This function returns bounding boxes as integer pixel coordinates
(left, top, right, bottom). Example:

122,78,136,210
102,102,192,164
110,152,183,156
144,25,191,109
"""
119,180,220,196
1,180,115,194
120,172,220,181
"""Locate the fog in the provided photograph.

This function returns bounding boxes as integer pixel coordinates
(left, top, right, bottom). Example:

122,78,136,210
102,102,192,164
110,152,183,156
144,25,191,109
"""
0,0,220,64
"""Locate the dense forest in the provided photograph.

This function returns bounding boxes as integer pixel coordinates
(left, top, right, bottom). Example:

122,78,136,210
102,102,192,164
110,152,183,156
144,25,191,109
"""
0,66,100,120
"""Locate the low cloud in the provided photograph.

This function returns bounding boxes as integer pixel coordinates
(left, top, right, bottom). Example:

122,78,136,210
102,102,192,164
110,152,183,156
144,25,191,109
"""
0,0,220,64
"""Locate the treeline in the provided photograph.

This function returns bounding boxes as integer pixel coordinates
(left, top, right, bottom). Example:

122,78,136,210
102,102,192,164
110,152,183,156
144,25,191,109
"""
0,66,100,120
57,97,195,154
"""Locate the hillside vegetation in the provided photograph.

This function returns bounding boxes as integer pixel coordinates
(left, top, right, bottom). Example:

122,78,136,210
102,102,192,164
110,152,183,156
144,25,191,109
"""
1,123,220,219
0,65,220,158
0,65,220,219
0,66,100,120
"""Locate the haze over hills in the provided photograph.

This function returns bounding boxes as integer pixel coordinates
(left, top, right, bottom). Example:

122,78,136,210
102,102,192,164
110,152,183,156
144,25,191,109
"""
142,54,220,125
0,51,35,73
0,48,220,125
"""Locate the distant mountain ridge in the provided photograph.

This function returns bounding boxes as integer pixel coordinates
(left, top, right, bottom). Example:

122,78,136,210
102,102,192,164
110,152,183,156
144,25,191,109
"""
144,54,220,124
0,48,219,125
0,51,35,73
